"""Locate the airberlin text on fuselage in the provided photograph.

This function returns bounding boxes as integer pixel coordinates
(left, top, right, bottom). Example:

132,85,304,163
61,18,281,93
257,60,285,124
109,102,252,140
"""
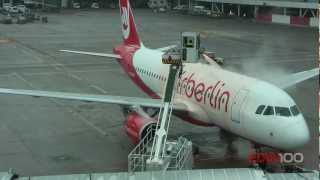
177,72,231,112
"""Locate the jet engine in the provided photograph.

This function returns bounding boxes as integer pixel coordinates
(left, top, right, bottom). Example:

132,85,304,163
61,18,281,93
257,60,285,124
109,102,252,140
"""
124,112,156,144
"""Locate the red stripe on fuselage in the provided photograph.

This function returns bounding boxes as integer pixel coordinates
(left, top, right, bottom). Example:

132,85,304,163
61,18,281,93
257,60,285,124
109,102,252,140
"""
113,44,214,127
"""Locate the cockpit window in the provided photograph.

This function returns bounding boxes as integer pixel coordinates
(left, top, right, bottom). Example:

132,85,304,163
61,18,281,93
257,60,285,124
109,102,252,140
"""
255,105,265,114
263,106,274,115
275,107,291,117
290,105,300,116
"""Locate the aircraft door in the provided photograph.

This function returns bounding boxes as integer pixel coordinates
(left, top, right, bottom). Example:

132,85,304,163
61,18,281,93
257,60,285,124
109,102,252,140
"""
230,90,248,132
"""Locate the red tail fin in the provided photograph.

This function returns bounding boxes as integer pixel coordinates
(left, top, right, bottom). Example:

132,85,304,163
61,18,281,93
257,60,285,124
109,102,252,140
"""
119,0,140,46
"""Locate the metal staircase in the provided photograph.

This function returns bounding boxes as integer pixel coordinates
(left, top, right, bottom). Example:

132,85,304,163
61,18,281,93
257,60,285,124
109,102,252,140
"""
128,63,193,173
128,32,204,173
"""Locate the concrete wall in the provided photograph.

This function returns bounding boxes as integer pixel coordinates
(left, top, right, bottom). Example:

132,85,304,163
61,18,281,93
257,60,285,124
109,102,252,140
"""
272,14,291,24
257,12,319,27
290,16,310,26
310,17,319,27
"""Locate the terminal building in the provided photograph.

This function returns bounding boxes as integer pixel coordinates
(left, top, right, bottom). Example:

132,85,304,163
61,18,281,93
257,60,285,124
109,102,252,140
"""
1,0,317,26
193,0,318,27
0,0,147,9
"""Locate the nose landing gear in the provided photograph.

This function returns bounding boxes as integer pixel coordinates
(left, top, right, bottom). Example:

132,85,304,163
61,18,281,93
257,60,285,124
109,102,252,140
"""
248,143,271,171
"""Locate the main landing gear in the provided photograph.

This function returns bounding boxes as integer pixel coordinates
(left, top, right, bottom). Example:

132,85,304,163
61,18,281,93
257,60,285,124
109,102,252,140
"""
219,129,239,156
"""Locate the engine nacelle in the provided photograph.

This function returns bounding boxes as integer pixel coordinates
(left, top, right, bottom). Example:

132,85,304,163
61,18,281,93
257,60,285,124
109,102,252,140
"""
124,112,156,144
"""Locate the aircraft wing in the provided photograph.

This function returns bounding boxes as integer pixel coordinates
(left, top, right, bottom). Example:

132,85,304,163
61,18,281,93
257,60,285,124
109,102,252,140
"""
273,68,319,89
60,50,121,59
0,88,187,111
156,45,177,52
202,54,221,68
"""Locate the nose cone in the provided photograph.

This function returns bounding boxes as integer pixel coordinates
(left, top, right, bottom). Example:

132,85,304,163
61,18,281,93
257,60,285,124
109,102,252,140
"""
281,117,310,149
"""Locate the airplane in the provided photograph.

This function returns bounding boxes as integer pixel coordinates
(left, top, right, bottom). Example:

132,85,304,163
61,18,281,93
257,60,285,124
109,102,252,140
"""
0,0,318,150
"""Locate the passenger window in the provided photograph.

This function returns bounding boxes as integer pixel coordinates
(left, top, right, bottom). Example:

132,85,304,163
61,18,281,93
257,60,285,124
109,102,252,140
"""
263,106,274,115
290,105,300,116
275,107,291,117
255,105,265,114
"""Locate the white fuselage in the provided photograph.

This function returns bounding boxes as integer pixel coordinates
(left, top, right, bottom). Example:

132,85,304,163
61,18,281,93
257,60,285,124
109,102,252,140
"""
131,46,310,150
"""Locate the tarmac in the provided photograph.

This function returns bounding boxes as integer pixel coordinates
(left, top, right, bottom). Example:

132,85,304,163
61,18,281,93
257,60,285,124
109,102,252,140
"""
0,9,318,176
